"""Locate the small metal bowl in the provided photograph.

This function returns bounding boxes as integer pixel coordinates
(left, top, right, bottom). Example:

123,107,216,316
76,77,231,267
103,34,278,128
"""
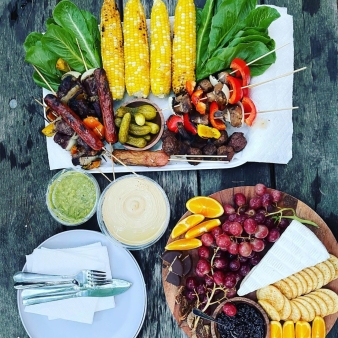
120,98,164,151
211,297,270,338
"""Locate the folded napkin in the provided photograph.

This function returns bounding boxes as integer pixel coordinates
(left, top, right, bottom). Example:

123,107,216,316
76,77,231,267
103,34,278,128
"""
24,242,115,324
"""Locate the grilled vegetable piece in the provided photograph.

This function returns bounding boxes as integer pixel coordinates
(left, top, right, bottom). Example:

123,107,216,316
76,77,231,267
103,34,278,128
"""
100,0,125,100
123,0,150,98
150,0,171,98
172,0,196,95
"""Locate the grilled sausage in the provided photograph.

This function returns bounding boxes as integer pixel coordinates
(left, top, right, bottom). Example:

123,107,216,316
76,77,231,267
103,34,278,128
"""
94,68,118,144
112,150,169,167
44,94,104,151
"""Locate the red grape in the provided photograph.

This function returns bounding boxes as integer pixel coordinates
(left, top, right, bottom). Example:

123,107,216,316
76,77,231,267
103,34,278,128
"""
254,183,267,196
227,242,239,255
261,193,272,207
216,234,232,250
267,228,281,242
270,189,282,203
224,272,237,288
255,224,269,239
185,290,197,301
224,204,236,215
243,218,257,234
186,276,198,290
201,233,215,247
222,221,232,234
264,217,276,229
226,289,237,299
204,274,214,287
196,259,211,275
234,272,242,282
238,255,248,263
211,226,223,238
228,214,237,222
213,271,225,286
213,257,229,270
239,263,251,277
251,238,265,252
195,268,205,277
196,284,206,295
238,242,252,257
249,197,263,210
229,259,241,271
279,218,290,229
223,303,237,316
253,212,266,224
198,246,211,259
250,254,262,266
229,222,243,236
234,193,246,207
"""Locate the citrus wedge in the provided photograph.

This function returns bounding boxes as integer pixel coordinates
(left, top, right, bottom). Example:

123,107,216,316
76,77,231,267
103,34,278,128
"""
311,316,326,338
270,321,282,338
296,321,311,338
186,196,224,218
171,214,205,239
165,238,202,251
185,219,221,239
283,320,295,338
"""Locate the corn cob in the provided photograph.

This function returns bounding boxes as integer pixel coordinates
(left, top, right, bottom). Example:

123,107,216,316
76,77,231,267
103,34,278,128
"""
100,0,125,100
150,0,171,98
123,0,150,98
172,0,196,95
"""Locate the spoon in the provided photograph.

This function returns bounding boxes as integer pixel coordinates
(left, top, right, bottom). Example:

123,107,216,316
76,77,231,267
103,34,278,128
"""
192,308,228,328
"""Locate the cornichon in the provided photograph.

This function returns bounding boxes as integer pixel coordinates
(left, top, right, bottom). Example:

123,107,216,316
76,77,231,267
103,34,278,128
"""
129,124,151,136
115,117,122,128
134,112,146,126
118,112,131,144
115,104,157,120
144,121,160,134
126,135,147,148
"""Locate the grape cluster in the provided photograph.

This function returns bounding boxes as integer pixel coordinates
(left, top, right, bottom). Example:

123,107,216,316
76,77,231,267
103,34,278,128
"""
184,183,291,315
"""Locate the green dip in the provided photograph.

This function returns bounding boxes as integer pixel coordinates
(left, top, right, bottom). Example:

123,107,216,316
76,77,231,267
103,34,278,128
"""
48,171,98,225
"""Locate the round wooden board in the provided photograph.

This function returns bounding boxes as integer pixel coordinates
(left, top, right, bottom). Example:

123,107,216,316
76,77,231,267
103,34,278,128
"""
162,186,338,337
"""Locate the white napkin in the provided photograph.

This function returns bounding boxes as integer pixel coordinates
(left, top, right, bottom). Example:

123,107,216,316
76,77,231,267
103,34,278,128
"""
24,242,115,324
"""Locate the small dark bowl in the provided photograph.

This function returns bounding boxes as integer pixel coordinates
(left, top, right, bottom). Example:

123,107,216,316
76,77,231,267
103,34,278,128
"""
120,98,164,151
211,297,270,338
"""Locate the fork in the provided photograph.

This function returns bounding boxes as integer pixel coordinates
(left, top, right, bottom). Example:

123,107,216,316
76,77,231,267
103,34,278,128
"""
13,270,107,287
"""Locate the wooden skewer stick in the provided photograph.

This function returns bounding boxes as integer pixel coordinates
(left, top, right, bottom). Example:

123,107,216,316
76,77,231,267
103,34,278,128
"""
76,37,88,72
230,42,291,75
32,65,56,95
97,168,112,182
172,154,228,158
33,98,46,108
242,67,307,89
169,158,229,163
110,143,116,181
258,106,299,114
102,147,139,176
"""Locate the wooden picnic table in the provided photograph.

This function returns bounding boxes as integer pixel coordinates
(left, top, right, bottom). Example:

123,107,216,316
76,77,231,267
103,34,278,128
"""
0,0,337,337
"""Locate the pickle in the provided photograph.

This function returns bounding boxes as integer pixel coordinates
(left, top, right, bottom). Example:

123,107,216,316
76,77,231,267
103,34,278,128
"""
126,135,147,148
129,123,151,136
143,134,152,141
115,117,122,128
134,112,146,126
115,104,157,120
144,121,160,134
118,113,131,144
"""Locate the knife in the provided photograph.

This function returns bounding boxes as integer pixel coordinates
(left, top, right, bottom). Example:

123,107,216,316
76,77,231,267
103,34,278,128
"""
20,279,130,299
22,280,132,306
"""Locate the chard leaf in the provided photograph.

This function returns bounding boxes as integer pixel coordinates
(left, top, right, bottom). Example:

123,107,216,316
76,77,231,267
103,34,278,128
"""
196,7,202,31
52,0,101,68
244,6,281,29
33,71,60,92
46,17,57,28
196,0,216,71
41,24,86,72
24,32,43,52
228,34,273,47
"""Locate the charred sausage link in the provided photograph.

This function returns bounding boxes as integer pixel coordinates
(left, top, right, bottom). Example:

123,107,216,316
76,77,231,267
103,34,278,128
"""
94,68,118,144
44,94,104,151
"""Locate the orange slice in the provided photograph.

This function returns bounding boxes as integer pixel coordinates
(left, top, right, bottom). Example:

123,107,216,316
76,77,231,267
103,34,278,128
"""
171,214,205,239
186,196,224,218
311,316,326,338
185,219,221,239
165,238,202,251
283,320,295,338
270,321,282,338
296,321,311,338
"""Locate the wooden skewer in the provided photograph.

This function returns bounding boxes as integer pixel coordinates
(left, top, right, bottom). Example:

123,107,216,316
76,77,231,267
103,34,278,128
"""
76,37,88,72
110,143,116,181
102,147,139,176
97,168,112,182
169,158,229,163
172,154,228,158
230,42,291,75
258,106,299,114
34,98,46,108
32,65,56,95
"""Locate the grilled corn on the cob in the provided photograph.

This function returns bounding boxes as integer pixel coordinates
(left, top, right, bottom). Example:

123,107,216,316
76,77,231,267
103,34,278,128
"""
172,0,196,95
123,0,150,98
150,0,171,98
100,0,125,100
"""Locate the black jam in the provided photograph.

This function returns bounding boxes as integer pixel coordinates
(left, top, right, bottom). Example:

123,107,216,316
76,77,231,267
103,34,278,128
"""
216,303,265,338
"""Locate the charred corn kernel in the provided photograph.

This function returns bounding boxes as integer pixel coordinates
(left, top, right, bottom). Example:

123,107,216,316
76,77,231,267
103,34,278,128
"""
150,0,171,98
100,0,125,100
172,0,196,95
123,0,150,98
56,58,71,72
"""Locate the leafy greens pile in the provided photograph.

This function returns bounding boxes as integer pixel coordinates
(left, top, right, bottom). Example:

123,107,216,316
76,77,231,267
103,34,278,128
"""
24,0,101,91
196,0,281,81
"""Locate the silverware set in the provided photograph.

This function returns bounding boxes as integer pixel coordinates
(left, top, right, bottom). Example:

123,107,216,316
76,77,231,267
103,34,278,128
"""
14,270,132,305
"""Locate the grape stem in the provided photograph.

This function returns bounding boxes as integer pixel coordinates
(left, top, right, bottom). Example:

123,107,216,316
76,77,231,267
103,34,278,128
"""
266,208,319,228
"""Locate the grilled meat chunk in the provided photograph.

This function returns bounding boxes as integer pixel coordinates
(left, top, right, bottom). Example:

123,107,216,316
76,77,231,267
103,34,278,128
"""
228,132,247,152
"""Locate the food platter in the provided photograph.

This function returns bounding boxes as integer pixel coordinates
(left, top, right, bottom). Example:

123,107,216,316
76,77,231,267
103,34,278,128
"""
162,186,338,337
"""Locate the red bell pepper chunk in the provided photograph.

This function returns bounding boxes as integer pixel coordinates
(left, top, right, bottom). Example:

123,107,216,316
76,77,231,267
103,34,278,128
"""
186,80,196,96
195,101,206,114
209,101,226,131
241,96,257,126
227,76,243,104
183,113,197,135
166,115,184,133
230,58,251,87
191,89,204,105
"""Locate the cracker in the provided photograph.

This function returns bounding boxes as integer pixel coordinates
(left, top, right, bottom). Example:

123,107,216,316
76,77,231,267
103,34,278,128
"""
308,266,324,289
315,262,332,286
303,267,319,292
298,295,321,316
258,300,281,321
283,277,299,299
328,254,338,279
287,300,301,322
323,260,336,283
256,285,284,311
273,280,293,299
315,288,338,314
279,296,292,321
288,275,304,297
297,270,313,294
294,272,308,295
293,298,315,321
304,294,329,317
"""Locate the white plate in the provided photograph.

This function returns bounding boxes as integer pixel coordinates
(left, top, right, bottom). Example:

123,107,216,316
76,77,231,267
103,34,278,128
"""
17,230,147,338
